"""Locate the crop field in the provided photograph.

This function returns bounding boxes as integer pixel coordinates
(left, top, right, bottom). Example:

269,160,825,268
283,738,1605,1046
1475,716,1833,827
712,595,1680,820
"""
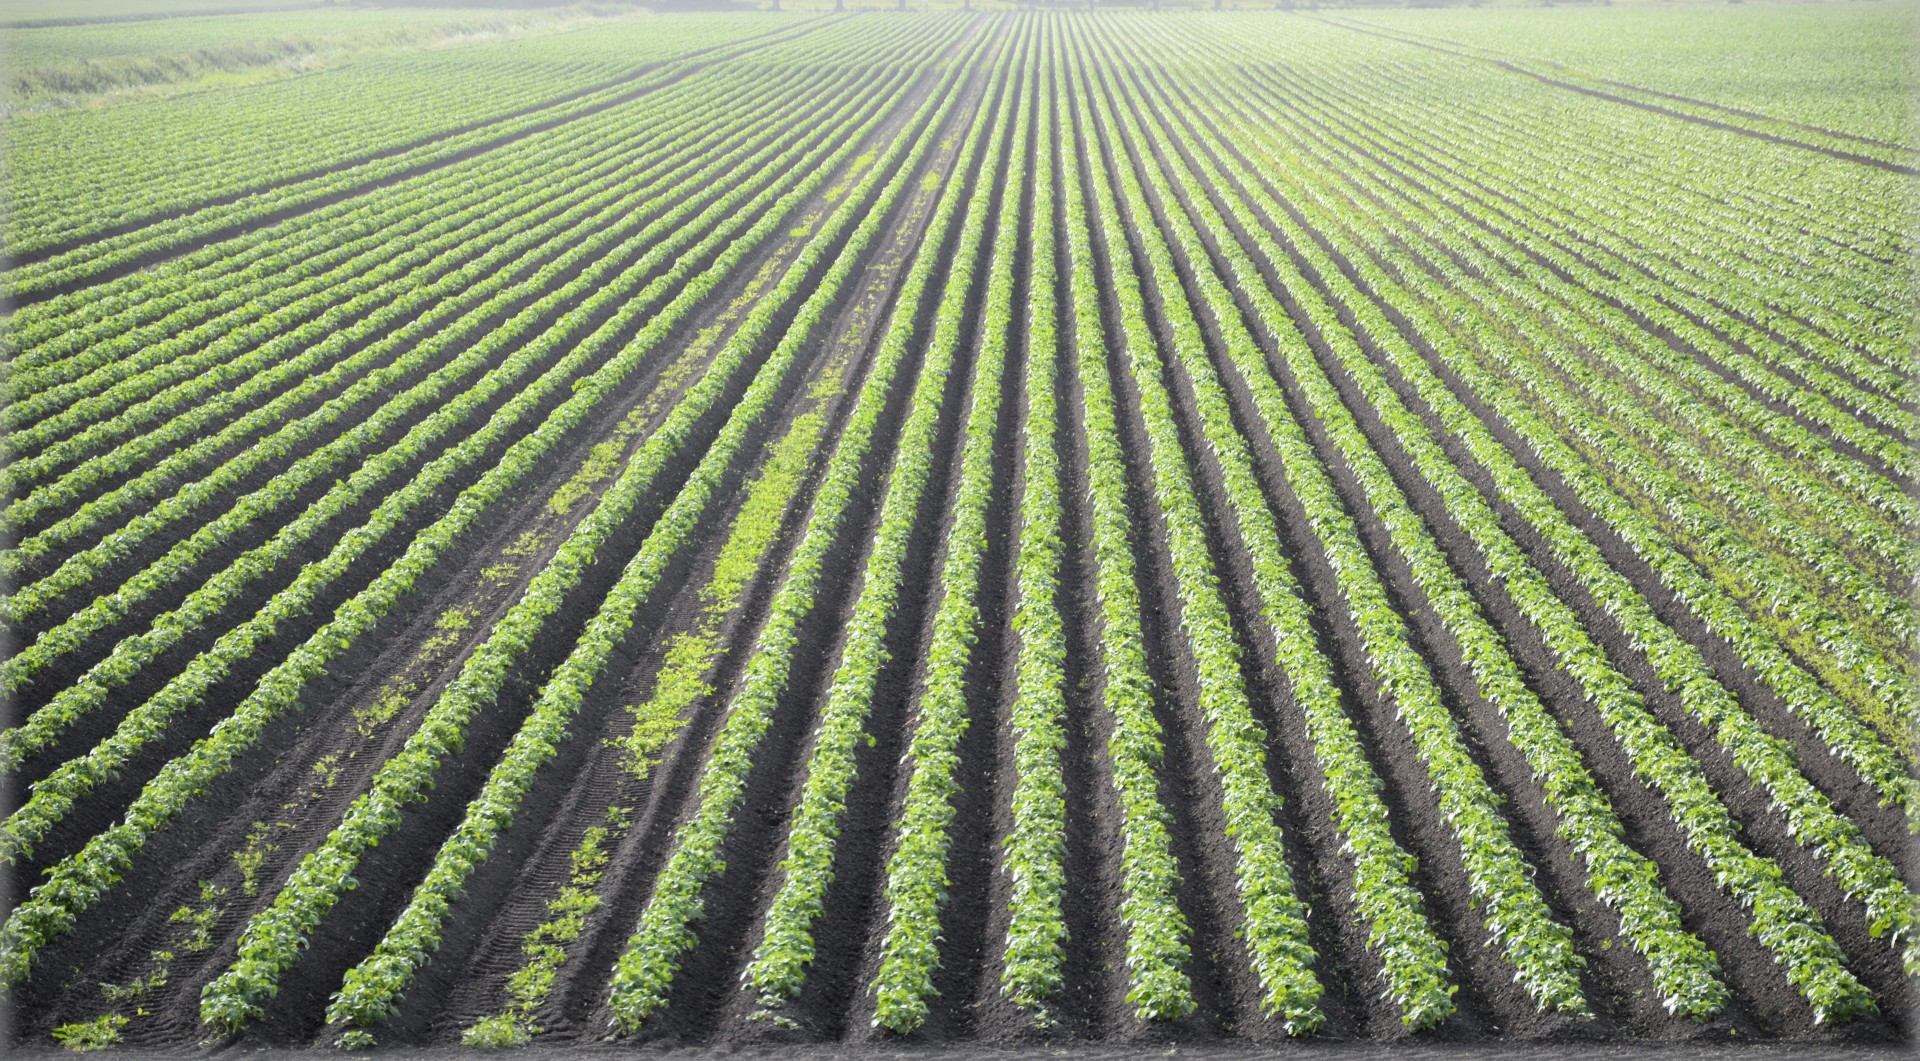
1,3,1915,1052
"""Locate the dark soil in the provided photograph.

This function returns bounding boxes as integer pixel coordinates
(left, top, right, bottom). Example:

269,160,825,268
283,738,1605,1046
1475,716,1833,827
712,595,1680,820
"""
7,12,1909,1054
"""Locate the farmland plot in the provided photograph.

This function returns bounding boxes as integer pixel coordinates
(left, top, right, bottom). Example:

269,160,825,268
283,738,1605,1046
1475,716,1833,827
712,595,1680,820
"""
1,6,1913,1050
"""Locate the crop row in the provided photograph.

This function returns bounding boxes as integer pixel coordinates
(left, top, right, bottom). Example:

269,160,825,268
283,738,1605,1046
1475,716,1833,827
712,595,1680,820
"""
193,27,973,1031
1217,51,1920,799
1198,58,1920,975
1081,30,1604,1021
1171,36,1918,815
1332,51,1918,392
6,15,918,398
1095,21,1730,1017
0,26,944,991
0,61,888,801
994,33,1071,1019
4,14,1907,1042
3,19,849,302
1072,38,1349,1028
743,36,1018,1013
603,25,998,1029
314,23,977,1033
4,17,806,255
5,44,775,373
0,53,819,524
1052,31,1194,1023
1169,56,1887,1019
868,30,1031,1036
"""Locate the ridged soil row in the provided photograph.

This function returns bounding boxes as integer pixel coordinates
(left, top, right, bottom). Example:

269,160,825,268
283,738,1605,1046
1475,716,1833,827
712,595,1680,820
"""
847,18,1040,1043
1266,60,1920,614
1120,45,1708,1037
381,40,965,1030
1054,31,1208,1036
4,56,921,1040
1232,64,1920,903
1163,65,1905,1030
300,117,954,1050
5,19,854,306
0,22,960,1036
213,20,1003,1046
3,16,845,273
1076,22,1607,1038
0,45,877,567
1175,16,1912,844
959,29,1078,1038
1272,56,1920,471
1092,23,1707,1035
411,192,893,1046
602,39,1006,1043
558,21,1008,1040
831,23,1033,1042
1016,27,1133,1035
1063,28,1337,1041
334,71,961,1041
1108,25,1586,1037
707,31,1023,1041
0,53,902,897
1178,86,1823,1030
1189,46,1917,859
0,58,889,808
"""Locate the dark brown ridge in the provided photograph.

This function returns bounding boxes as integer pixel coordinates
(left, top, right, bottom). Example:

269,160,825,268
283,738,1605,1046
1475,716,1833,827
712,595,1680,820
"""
1161,73,1909,1037
1063,41,1239,1042
547,26,1000,1043
3,15,845,278
3,40,944,1042
0,69,873,853
718,40,1019,1046
280,29,995,1047
1331,57,1920,401
2,117,806,739
1152,72,1797,1036
1104,41,1739,1040
317,52,935,1037
377,44,957,1027
1071,30,1389,1042
1315,14,1920,160
1191,51,1916,856
1089,46,1590,1042
835,29,1032,1045
1002,34,1128,1038
946,45,1060,1041
1091,32,1663,1040
524,34,981,1044
1121,39,1804,1028
357,166,906,1050
1,54,850,539
1311,16,1920,178
1248,58,1920,484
